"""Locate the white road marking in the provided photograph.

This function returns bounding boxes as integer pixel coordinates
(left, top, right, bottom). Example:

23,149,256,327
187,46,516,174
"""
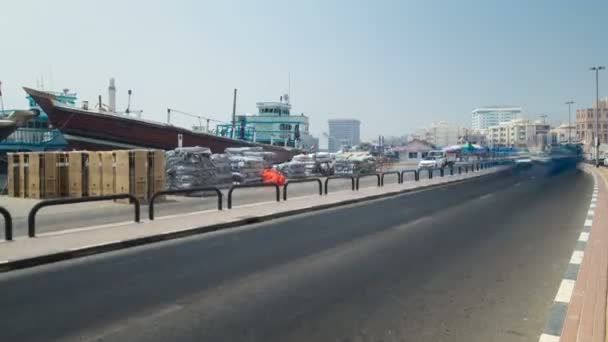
478,193,494,200
587,209,595,217
514,182,521,187
590,203,597,209
0,260,8,264
584,219,593,227
579,232,589,242
591,198,597,204
68,240,122,251
569,251,584,265
538,333,560,342
554,279,575,303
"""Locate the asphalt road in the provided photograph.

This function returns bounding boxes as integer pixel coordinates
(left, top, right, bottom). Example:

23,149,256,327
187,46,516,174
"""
0,164,592,342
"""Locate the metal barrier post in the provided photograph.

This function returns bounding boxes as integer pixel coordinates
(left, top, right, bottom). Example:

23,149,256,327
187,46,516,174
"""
0,207,12,241
380,171,401,186
356,173,381,190
458,166,462,174
400,170,419,183
283,178,323,201
428,169,433,179
28,194,140,238
324,175,356,194
440,168,445,177
228,183,280,209
149,187,222,220
449,167,454,176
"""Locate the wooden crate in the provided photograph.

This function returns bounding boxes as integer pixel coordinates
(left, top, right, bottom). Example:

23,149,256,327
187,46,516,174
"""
100,151,115,195
131,150,148,201
114,150,130,194
18,153,28,198
68,152,86,197
28,153,42,199
87,152,102,196
6,153,18,197
149,150,166,197
57,152,70,197
43,152,59,198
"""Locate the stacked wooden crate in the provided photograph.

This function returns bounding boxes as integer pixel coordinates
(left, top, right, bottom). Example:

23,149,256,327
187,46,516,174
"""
5,150,165,202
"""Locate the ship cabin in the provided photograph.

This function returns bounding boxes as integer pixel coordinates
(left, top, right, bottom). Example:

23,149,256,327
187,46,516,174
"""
0,91,74,152
216,95,310,148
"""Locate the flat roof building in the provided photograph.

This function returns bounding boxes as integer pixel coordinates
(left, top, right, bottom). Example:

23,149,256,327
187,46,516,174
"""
472,106,522,130
328,119,361,152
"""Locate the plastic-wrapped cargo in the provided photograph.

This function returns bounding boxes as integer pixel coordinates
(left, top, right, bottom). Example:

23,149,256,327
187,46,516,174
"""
165,147,234,190
275,161,307,178
225,147,271,184
333,152,376,176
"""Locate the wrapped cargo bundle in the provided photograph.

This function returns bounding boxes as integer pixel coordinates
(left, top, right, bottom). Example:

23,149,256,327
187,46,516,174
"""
165,147,233,190
275,161,307,178
333,152,376,176
210,154,233,186
225,147,271,184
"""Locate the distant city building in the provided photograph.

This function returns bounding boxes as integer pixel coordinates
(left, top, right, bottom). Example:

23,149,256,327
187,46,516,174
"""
472,106,522,130
550,123,577,145
458,128,487,146
486,118,550,150
393,139,437,163
412,121,464,148
327,119,361,152
575,98,608,150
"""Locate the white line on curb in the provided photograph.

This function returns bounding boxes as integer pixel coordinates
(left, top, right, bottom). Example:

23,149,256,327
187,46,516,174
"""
554,279,576,303
584,219,593,227
587,209,595,217
569,251,584,265
0,260,8,264
538,333,560,342
590,203,597,209
579,232,589,242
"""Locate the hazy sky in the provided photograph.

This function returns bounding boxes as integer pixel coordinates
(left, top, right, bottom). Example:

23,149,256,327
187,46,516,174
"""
1,0,607,141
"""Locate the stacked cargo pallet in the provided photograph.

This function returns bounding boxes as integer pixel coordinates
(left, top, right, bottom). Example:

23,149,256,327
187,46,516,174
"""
6,150,165,203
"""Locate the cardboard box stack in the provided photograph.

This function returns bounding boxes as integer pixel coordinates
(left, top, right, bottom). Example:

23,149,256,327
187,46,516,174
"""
4,149,165,202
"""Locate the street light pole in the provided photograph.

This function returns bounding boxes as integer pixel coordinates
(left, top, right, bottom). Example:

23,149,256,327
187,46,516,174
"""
565,101,574,144
590,66,605,167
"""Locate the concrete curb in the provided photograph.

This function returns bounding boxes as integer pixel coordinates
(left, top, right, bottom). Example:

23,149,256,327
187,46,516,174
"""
0,169,505,273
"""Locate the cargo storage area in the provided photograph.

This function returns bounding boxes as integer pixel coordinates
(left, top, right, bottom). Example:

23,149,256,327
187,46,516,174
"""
6,150,165,203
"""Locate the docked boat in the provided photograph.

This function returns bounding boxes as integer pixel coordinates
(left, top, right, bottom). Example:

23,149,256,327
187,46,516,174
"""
23,84,299,162
0,109,39,141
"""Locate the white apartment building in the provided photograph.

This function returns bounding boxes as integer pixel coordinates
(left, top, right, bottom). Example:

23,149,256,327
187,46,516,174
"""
412,121,464,148
472,106,523,130
486,118,550,149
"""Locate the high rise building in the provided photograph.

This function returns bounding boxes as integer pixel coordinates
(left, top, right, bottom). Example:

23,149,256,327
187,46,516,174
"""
327,119,361,152
575,98,608,149
472,106,522,130
486,118,550,149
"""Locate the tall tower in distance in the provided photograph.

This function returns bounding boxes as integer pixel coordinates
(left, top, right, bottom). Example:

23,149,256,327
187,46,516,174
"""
108,78,117,112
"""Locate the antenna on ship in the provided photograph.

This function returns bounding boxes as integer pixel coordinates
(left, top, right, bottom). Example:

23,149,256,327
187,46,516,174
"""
231,88,238,139
126,89,132,114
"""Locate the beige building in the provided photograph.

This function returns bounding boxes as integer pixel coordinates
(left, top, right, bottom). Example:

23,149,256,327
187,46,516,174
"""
575,98,608,149
550,123,577,144
486,118,550,149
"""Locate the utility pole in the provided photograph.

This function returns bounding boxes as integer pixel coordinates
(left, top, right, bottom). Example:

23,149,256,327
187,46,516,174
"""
232,88,237,139
565,101,574,144
590,66,605,167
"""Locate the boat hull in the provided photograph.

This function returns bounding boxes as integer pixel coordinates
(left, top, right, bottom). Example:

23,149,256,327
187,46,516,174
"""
24,87,297,162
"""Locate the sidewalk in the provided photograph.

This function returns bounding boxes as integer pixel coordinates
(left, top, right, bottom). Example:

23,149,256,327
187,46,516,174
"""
544,165,608,342
0,167,503,272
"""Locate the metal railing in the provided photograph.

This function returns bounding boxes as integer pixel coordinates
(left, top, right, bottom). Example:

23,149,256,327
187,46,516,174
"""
0,207,12,241
324,175,356,194
149,187,222,220
28,194,140,238
283,178,323,200
401,169,419,182
380,171,402,185
356,173,381,190
228,183,280,209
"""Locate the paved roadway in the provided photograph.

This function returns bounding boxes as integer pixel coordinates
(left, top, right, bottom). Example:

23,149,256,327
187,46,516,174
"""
0,164,592,341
